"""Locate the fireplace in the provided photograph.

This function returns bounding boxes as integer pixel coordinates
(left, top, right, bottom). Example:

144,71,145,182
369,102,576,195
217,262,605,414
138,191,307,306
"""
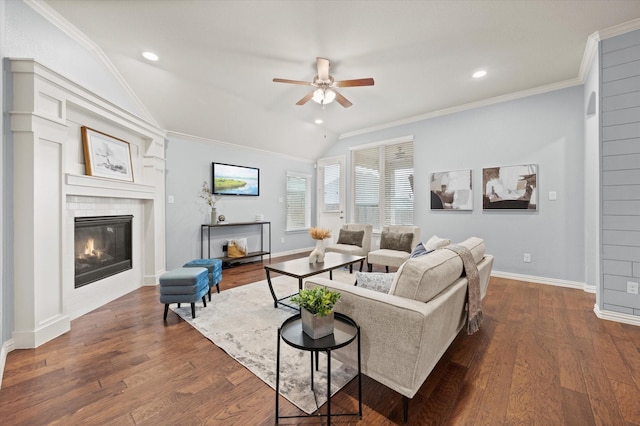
74,215,133,288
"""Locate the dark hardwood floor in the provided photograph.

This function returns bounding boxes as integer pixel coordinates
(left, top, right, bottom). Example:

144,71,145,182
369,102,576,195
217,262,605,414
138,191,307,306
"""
2,253,640,425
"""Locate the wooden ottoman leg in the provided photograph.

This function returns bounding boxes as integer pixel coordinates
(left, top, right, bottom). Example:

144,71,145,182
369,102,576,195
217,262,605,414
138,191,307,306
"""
163,304,169,320
202,296,207,307
191,303,196,319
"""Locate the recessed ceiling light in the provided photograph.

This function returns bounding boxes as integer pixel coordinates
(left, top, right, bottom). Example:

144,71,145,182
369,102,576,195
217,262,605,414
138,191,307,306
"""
315,118,323,124
142,51,159,61
472,70,487,79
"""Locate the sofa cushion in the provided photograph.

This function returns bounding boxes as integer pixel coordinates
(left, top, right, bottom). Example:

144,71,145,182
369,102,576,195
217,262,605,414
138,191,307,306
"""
389,237,485,303
337,229,365,247
424,235,451,251
355,272,395,293
380,231,413,253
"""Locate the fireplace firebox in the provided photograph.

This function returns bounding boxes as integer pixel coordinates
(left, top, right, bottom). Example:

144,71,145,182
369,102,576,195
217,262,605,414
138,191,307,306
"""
74,215,133,288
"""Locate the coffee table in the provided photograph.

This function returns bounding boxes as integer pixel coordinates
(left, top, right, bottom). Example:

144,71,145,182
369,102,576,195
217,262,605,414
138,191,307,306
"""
265,252,365,309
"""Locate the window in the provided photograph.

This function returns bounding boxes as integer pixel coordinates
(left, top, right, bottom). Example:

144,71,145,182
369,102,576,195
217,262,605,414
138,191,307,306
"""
352,139,414,231
286,171,311,231
321,161,342,212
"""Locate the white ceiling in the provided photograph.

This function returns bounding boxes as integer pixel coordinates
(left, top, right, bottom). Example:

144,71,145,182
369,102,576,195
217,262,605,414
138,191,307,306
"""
40,0,640,160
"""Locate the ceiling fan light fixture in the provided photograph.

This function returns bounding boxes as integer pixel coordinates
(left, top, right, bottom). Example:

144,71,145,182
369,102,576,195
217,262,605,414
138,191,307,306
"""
312,88,336,105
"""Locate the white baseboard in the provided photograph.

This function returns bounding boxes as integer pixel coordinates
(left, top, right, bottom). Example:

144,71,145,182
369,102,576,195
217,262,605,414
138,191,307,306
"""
491,270,587,291
594,304,640,327
0,339,16,390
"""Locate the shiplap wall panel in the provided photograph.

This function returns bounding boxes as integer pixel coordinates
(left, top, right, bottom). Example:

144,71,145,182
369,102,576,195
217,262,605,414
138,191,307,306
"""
603,107,640,126
602,215,640,230
602,170,640,185
602,60,640,83
603,91,640,111
602,185,640,200
602,138,640,155
602,153,640,169
601,29,640,316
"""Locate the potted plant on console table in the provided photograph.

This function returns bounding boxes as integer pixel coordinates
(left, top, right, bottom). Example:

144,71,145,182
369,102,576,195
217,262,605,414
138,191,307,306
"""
291,287,341,339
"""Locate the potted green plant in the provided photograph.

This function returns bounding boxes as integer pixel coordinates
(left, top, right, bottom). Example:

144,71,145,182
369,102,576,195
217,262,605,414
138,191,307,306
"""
291,286,341,339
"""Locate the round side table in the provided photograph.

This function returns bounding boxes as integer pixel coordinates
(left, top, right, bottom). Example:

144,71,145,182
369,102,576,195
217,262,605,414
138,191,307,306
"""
275,312,362,424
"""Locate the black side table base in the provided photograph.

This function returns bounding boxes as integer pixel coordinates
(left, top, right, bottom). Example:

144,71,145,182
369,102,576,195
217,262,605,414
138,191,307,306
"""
275,314,362,424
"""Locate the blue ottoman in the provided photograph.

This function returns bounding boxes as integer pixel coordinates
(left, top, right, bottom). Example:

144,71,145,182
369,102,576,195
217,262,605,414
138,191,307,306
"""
160,267,209,320
183,258,222,301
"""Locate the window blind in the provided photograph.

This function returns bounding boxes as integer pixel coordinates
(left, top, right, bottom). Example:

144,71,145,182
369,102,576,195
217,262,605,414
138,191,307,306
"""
286,172,311,231
323,162,341,212
352,140,413,230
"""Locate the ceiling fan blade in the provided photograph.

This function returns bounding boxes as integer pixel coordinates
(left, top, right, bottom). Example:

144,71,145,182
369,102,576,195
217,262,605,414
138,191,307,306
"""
296,91,314,105
334,90,353,108
334,78,375,87
273,78,312,86
316,57,330,81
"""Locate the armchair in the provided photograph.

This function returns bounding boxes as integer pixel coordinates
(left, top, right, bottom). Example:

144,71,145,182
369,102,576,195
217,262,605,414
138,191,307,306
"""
324,223,372,272
367,225,420,272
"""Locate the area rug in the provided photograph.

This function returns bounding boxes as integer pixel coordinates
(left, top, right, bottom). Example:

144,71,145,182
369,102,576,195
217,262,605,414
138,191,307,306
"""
171,269,358,414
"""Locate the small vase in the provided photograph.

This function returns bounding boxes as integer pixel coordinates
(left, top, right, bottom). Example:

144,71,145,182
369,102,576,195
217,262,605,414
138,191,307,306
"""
308,239,325,263
210,208,217,225
301,308,334,339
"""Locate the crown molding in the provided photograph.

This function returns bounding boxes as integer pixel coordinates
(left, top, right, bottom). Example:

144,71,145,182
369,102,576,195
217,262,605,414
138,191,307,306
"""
25,0,158,126
597,17,640,40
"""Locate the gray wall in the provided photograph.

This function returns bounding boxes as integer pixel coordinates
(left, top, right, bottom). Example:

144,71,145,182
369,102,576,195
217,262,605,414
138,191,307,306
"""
324,86,586,283
164,134,316,270
601,29,640,316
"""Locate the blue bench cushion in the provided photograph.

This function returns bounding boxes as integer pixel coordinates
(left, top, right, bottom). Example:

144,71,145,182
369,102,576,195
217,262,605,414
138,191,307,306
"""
183,259,222,285
160,281,209,295
159,267,208,286
160,285,208,304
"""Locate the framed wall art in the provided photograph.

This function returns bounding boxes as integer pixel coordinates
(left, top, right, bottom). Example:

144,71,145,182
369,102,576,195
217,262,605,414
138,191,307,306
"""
430,169,473,210
81,126,134,182
482,164,537,210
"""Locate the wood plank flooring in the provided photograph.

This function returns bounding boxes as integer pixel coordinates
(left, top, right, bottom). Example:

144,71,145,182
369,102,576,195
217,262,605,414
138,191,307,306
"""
2,253,640,425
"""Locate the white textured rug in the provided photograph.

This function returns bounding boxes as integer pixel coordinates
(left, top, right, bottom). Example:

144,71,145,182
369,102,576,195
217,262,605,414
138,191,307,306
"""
171,269,357,414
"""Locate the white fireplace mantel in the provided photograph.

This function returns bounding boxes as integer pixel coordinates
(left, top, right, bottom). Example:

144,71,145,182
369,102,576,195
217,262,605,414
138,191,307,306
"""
9,59,167,348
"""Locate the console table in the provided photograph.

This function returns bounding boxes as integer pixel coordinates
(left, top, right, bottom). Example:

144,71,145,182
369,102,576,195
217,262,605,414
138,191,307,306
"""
200,221,271,264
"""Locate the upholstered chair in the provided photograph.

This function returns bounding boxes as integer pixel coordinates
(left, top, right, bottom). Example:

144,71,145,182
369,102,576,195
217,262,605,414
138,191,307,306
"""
324,223,373,272
367,225,421,272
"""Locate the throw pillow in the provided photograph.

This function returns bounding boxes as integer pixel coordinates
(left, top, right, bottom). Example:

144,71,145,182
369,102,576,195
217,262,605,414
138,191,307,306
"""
410,242,435,258
355,272,395,294
227,237,248,258
380,231,413,253
424,235,451,251
336,229,365,247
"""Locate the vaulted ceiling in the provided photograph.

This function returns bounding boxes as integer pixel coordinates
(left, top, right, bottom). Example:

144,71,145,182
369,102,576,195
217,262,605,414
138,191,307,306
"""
41,0,640,160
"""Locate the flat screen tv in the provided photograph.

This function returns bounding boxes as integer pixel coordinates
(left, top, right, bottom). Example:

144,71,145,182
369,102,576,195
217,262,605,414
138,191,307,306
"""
212,162,260,196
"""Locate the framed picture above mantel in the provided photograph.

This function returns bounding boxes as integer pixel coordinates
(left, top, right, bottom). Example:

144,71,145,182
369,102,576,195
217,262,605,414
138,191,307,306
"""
81,126,134,182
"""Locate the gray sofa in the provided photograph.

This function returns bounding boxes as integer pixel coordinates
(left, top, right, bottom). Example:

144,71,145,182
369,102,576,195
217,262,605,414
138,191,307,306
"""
305,237,494,421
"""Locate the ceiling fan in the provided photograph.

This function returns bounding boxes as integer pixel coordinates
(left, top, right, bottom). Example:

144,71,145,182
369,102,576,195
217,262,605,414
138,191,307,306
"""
273,57,374,108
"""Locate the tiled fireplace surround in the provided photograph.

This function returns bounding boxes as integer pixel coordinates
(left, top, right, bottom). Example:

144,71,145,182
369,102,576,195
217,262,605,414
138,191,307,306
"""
10,60,166,348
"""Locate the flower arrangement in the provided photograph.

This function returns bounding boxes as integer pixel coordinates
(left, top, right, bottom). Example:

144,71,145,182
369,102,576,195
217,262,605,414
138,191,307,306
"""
309,227,331,240
290,286,341,317
200,181,221,209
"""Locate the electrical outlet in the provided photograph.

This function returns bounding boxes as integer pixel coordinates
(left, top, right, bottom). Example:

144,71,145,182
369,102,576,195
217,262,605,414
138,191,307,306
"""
627,281,639,295
523,253,531,263
280,237,285,244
